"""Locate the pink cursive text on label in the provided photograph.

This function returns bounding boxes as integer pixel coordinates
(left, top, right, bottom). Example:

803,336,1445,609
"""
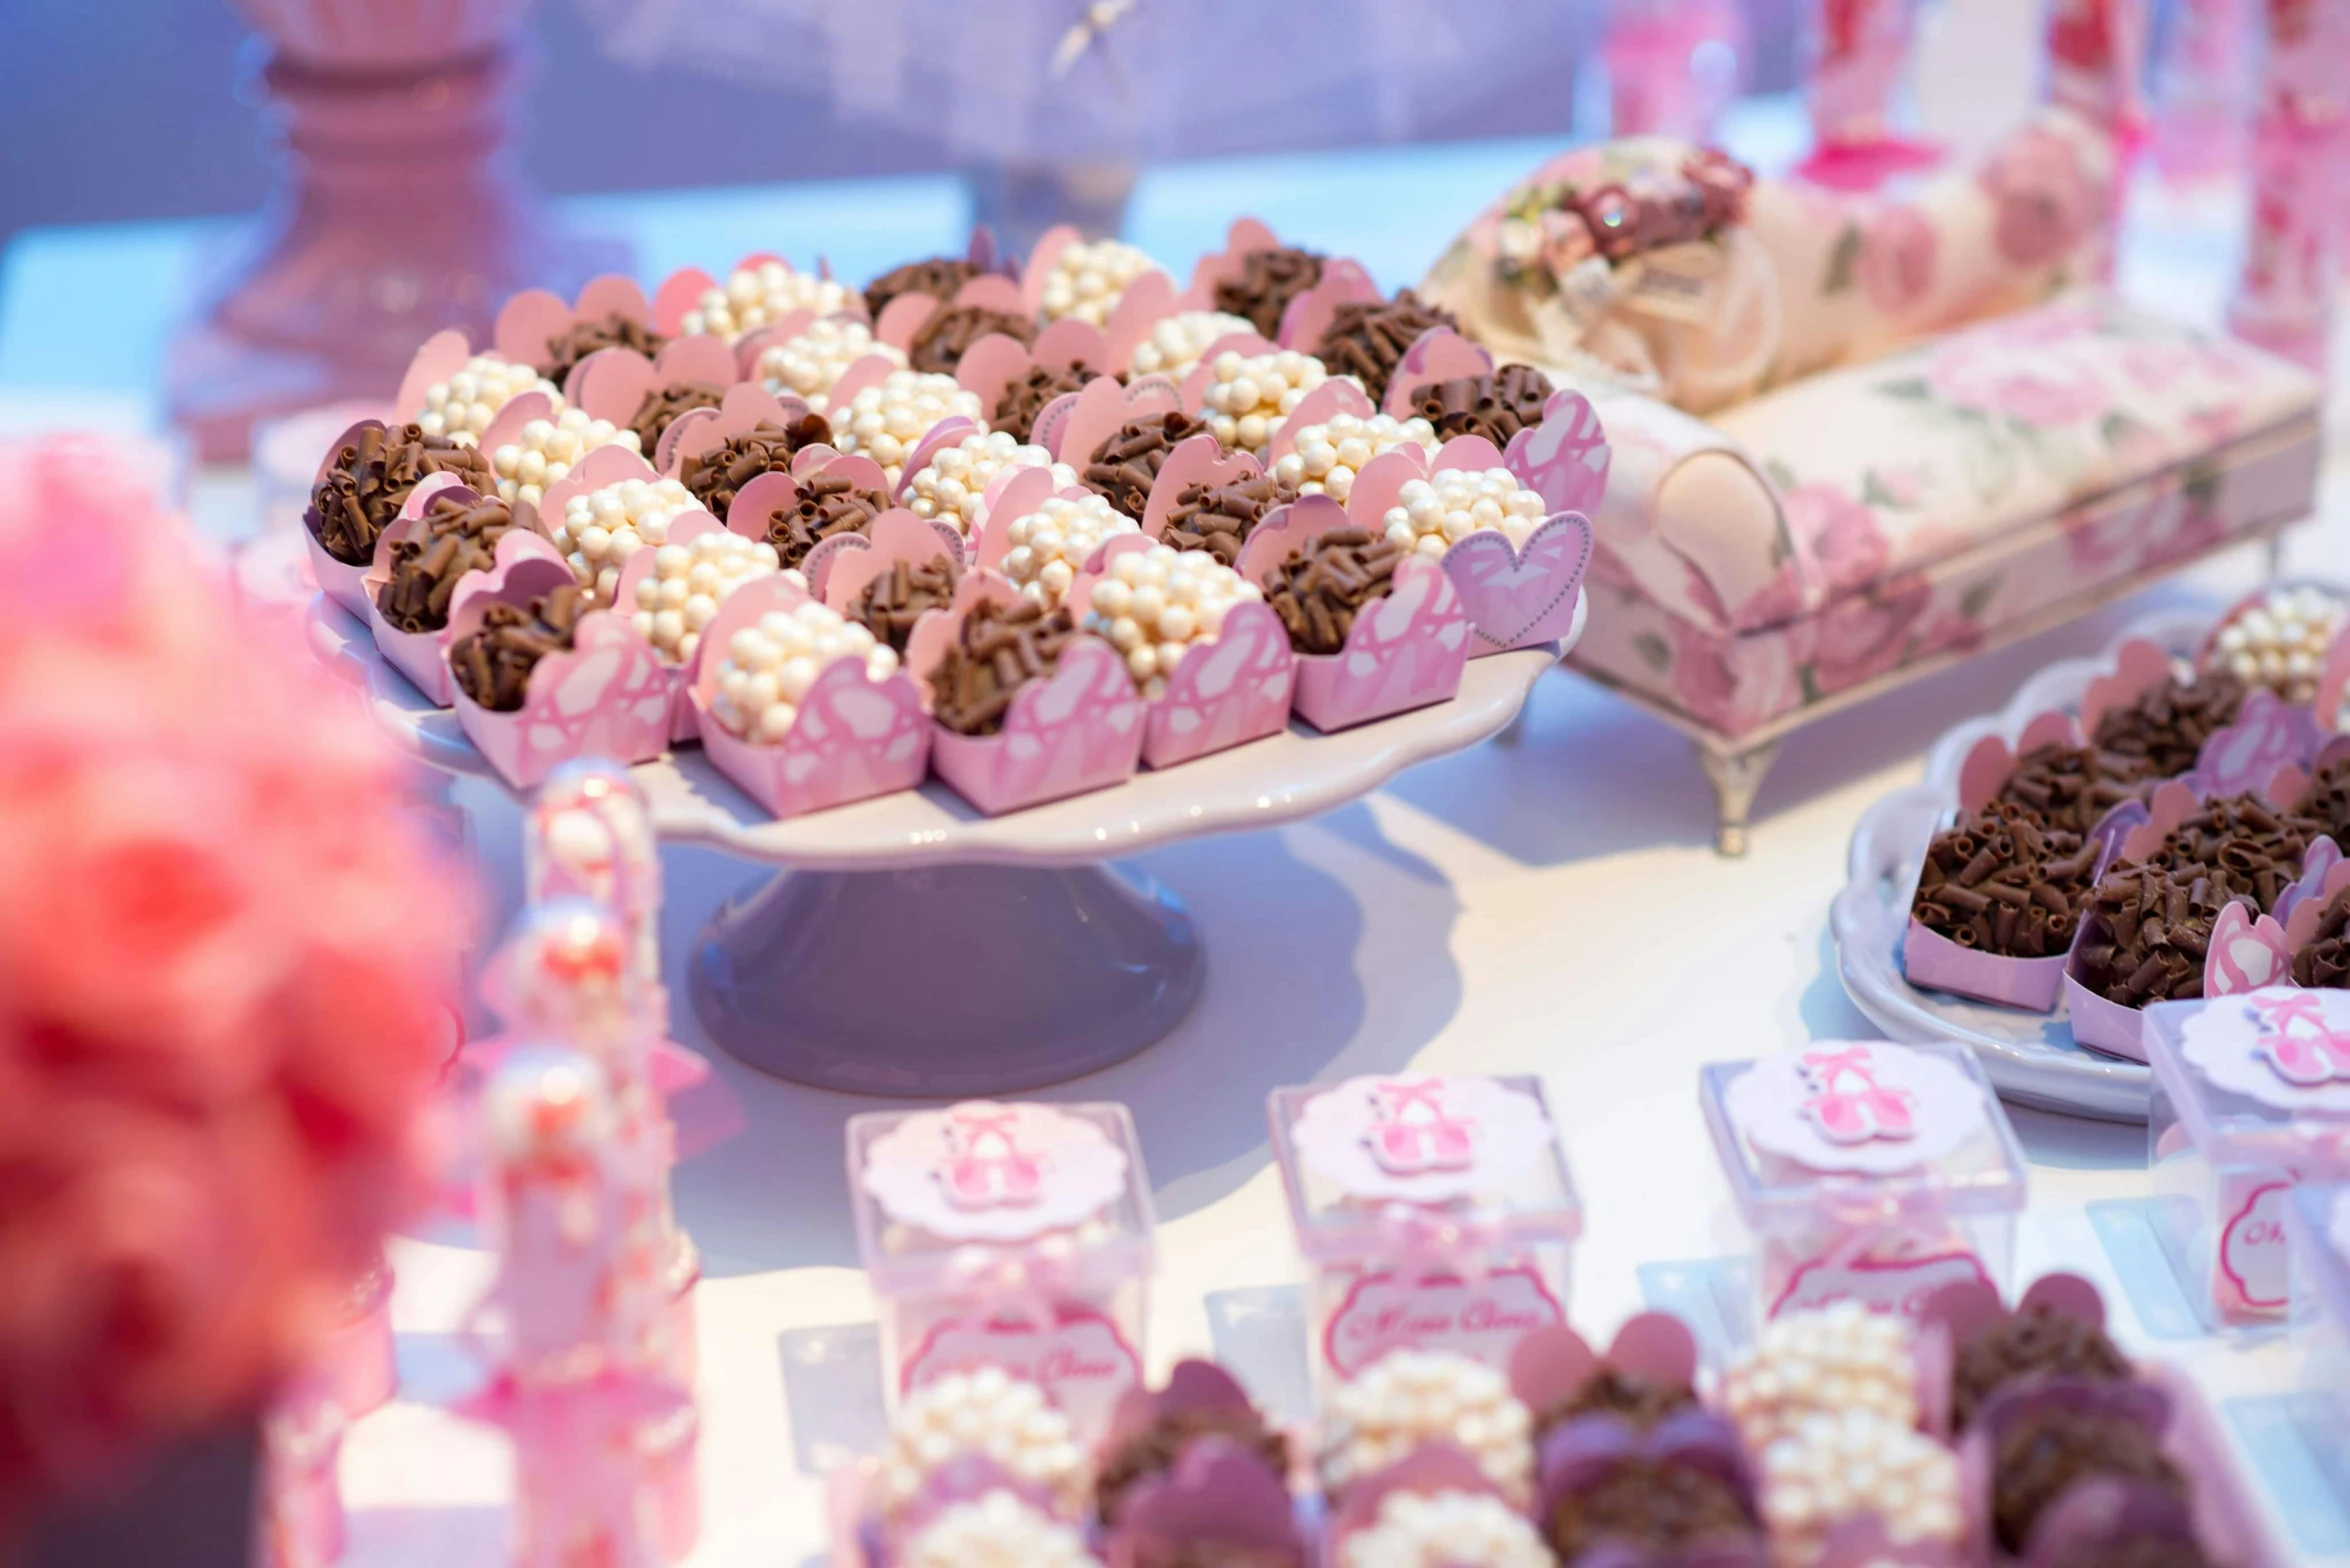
1322,1265,1563,1379
900,1306,1139,1434
2217,1176,2292,1317
1769,1246,1991,1321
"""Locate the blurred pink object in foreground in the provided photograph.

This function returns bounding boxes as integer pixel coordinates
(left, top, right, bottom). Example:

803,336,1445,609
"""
167,0,624,463
1604,0,1748,142
0,434,464,1531
2153,0,2254,186
2228,0,2350,371
1797,0,1942,190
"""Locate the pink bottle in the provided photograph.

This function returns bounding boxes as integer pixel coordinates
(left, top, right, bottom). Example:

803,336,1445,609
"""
1603,0,1748,142
1267,1074,1582,1406
1799,0,1942,189
258,1387,346,1568
1700,1040,2028,1328
2226,0,2350,370
2152,0,2254,186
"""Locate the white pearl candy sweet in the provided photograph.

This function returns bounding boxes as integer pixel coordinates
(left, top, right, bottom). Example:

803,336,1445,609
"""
1719,1302,1919,1454
1322,1350,1534,1502
1036,238,1160,328
877,1367,1085,1514
1339,1488,1551,1568
1199,348,1333,455
1080,543,1262,697
679,260,856,340
2212,584,2342,699
1272,411,1440,503
900,1490,1101,1568
416,354,557,443
757,317,904,411
1757,1407,1963,1565
629,533,787,666
709,599,899,745
1129,309,1254,380
833,370,986,486
1000,493,1139,608
490,407,641,509
554,476,700,608
906,430,1074,537
1381,468,1549,559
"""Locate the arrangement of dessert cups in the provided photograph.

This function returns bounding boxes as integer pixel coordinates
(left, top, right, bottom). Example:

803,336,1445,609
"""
1896,584,2350,1065
304,221,1601,811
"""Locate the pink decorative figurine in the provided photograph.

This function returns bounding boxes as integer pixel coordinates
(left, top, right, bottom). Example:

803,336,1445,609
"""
2144,990,2350,1325
2226,0,2350,368
1701,1041,2029,1325
1267,1075,1581,1406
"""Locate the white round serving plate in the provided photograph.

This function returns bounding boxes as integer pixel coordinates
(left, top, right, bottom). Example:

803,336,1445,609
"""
1831,609,2212,1122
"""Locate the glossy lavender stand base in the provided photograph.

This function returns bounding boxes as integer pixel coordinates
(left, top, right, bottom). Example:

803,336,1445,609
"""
690,862,1202,1095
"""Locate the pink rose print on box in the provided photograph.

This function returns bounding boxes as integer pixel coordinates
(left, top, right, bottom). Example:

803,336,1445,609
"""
1808,577,1931,698
1858,205,1938,314
1783,483,1889,600
1978,126,2101,271
1924,340,2108,427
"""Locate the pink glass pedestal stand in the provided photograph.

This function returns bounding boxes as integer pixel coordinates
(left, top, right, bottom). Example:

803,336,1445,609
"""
168,36,624,462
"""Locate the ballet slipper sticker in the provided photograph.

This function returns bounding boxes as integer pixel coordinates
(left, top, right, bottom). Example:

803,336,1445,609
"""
1723,1042,1985,1176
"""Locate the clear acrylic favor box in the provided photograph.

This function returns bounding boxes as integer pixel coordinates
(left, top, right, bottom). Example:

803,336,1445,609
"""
2286,1181,2350,1498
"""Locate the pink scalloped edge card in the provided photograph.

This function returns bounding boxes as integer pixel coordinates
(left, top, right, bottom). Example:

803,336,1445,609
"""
1176,332,1283,412
810,507,966,613
1275,260,1380,352
1722,1042,1987,1176
1176,216,1285,311
1955,710,2086,812
2077,637,2178,738
657,381,813,478
2177,984,2350,1112
1042,374,1183,468
906,609,1144,816
447,581,676,790
1264,378,1375,465
859,1100,1131,1241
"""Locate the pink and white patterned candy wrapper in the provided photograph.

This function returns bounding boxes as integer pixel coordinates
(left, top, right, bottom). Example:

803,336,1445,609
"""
447,569,677,790
606,507,739,745
906,575,1145,814
1070,534,1295,770
362,468,571,706
1238,494,1471,733
688,573,932,820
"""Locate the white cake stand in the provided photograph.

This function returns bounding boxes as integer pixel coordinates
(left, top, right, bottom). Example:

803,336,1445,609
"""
309,597,1563,1095
1831,608,2213,1122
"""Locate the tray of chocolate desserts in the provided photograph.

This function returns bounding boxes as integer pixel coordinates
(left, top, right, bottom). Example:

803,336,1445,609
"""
300,221,1603,825
1834,586,2350,1120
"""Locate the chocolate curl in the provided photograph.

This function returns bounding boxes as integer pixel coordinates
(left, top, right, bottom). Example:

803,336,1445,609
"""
993,359,1099,442
449,585,588,711
374,492,522,633
1406,362,1556,449
2090,672,2249,779
847,556,959,655
1974,1381,2182,1555
627,380,727,452
1161,472,1294,568
1312,290,1460,403
767,471,890,569
307,422,495,566
546,313,668,385
1082,410,1208,521
677,413,833,521
1911,804,2094,959
1260,526,1405,655
1213,246,1324,338
927,598,1080,736
1536,1408,1764,1568
864,255,978,320
906,303,1035,374
1105,1438,1305,1568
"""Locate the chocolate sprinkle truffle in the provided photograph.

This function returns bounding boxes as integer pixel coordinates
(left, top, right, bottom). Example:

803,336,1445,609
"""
2145,790,2329,905
1545,1461,1758,1564
928,599,1081,736
1911,802,2098,959
994,361,1100,444
1995,741,2152,835
450,585,588,711
627,380,728,452
2073,862,2247,1008
865,256,978,320
1535,1367,1698,1438
373,491,522,633
1083,411,1207,521
1213,246,1324,339
907,304,1034,375
1093,1402,1287,1526
1409,363,1555,448
1991,1407,2183,1554
1952,1303,2132,1429
847,557,958,655
2090,672,2247,781
1261,526,1406,656
543,313,668,386
766,471,890,570
676,413,836,521
1162,473,1295,567
2307,756,2350,847
308,422,496,567
2294,885,2350,987
1313,290,1460,404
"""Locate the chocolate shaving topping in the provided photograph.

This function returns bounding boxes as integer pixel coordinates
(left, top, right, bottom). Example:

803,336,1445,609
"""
1261,526,1404,656
864,256,978,320
1213,246,1324,339
2090,672,2248,781
374,492,521,633
994,360,1100,444
2073,861,2242,1007
1162,473,1295,568
2305,756,2350,847
1312,289,1460,404
1535,1367,1698,1439
907,304,1034,375
1995,742,2153,835
627,380,727,452
2293,884,2350,987
1991,1405,2183,1555
928,598,1080,737
1911,802,2096,959
1093,1403,1288,1526
766,471,889,570
1408,363,1555,448
449,585,588,712
1082,411,1206,521
307,423,496,568
1545,1460,1757,1562
543,313,668,385
2146,789,2328,904
1952,1303,2132,1429
846,557,958,655
677,413,835,521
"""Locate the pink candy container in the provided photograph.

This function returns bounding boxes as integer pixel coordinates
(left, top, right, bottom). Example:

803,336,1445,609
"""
847,1100,1158,1442
2285,1181,2350,1491
1699,1040,2028,1326
1265,1074,1582,1405
2144,989,2350,1326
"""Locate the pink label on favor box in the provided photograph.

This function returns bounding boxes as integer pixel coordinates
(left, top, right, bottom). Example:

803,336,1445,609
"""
901,1307,1140,1434
1322,1265,1564,1379
2215,1174,2292,1315
1769,1247,1993,1321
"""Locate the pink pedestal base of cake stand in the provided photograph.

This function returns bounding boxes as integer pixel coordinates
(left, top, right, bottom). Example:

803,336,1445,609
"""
689,862,1203,1096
